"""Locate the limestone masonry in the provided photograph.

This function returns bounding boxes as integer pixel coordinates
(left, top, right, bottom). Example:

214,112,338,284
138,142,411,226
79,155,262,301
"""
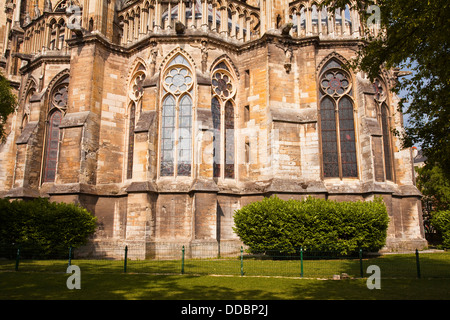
0,0,427,257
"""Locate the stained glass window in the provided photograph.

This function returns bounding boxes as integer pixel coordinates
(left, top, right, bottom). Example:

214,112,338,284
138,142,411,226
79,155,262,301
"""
160,54,193,177
127,102,136,179
381,103,393,181
339,96,357,177
43,110,62,182
178,95,192,176
52,86,68,109
211,61,236,179
161,95,176,176
319,62,357,179
224,101,235,179
212,97,221,177
320,97,339,178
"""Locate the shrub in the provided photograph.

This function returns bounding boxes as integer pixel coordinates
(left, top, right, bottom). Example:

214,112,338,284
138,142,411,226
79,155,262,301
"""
431,210,450,249
233,196,389,255
0,197,97,256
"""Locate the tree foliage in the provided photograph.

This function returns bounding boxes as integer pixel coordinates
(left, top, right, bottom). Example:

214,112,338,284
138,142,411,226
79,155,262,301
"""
431,210,450,249
416,163,450,212
233,196,389,255
0,72,17,142
323,0,450,180
0,198,97,256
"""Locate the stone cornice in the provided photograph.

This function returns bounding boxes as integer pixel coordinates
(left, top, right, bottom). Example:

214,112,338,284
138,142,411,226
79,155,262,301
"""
19,51,70,75
66,28,364,59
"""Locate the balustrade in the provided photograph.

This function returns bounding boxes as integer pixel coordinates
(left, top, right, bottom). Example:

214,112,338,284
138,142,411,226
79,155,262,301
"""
288,1,362,38
19,0,373,53
118,0,261,44
21,13,71,56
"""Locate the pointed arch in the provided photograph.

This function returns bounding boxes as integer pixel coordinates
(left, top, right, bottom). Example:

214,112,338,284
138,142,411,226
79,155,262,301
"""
159,51,195,177
20,76,37,107
211,58,237,179
210,55,240,79
318,56,357,179
42,108,62,183
158,47,196,75
316,52,350,75
41,71,70,184
125,62,147,180
373,77,394,181
127,58,147,86
46,69,70,96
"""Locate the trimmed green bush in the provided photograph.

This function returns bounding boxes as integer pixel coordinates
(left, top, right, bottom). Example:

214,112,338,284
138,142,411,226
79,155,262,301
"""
431,210,450,248
0,197,97,256
233,196,389,255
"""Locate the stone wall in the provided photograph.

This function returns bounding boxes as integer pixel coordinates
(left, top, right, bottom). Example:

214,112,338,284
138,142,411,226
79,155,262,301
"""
0,1,428,258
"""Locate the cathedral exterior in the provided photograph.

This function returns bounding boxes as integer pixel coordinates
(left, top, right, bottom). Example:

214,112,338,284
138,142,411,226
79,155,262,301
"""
0,0,427,257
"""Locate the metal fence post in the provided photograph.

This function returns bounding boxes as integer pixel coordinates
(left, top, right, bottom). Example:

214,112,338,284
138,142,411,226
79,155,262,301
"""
415,249,421,279
68,246,72,267
240,246,244,276
300,247,303,278
15,247,20,271
181,246,185,274
124,245,128,273
359,248,363,278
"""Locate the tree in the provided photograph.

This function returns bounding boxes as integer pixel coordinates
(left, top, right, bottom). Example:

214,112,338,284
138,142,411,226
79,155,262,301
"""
323,0,450,179
416,162,450,242
0,72,17,142
416,163,450,212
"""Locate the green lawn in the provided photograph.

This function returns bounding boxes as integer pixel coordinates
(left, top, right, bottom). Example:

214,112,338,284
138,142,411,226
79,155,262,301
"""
1,251,449,301
1,272,449,300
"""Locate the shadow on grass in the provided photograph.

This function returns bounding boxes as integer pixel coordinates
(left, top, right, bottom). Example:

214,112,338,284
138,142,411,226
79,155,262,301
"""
1,252,449,301
2,270,450,301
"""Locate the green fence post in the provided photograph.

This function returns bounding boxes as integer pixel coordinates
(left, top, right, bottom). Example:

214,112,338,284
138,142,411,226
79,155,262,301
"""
415,249,421,279
300,247,303,278
181,246,185,275
15,247,20,271
359,248,363,278
240,246,244,276
124,246,128,273
68,246,72,267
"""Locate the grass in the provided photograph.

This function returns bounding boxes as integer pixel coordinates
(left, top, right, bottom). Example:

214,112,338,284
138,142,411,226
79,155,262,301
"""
1,251,449,301
1,273,450,300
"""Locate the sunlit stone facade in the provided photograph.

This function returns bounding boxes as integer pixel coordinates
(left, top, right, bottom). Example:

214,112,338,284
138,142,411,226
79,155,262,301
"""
0,0,427,257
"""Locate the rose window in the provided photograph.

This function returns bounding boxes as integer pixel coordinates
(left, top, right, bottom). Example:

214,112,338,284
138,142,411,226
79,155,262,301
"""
321,71,350,96
373,79,386,101
52,85,68,109
164,67,193,94
131,73,146,101
212,71,234,99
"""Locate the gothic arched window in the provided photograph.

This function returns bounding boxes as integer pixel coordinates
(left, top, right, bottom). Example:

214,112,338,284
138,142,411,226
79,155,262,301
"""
160,54,194,177
319,60,357,178
43,110,63,183
211,61,236,179
126,66,146,180
373,78,394,181
127,102,136,180
43,77,68,183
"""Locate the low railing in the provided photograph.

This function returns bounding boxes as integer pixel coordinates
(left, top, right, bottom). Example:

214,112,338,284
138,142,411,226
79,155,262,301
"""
1,243,449,279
